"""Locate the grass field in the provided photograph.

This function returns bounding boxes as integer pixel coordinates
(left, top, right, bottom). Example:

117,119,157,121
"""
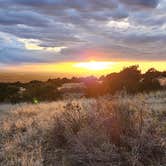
0,91,166,166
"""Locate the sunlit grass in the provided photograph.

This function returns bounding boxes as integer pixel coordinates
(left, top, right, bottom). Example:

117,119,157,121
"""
0,91,166,165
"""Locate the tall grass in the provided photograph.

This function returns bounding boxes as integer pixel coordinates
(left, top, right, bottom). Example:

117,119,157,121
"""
0,91,166,166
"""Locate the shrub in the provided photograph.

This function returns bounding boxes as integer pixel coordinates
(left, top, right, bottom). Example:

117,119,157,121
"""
0,92,165,165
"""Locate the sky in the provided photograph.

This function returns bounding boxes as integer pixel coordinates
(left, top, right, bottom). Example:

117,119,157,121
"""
0,0,166,76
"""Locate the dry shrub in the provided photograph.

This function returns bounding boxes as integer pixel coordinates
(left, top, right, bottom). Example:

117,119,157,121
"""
47,100,165,166
0,92,166,165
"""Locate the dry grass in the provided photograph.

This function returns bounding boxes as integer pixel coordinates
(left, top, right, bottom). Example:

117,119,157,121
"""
0,91,166,166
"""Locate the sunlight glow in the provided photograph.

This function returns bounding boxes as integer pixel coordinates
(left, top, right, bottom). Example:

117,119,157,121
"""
18,38,66,52
74,61,115,71
2,61,166,79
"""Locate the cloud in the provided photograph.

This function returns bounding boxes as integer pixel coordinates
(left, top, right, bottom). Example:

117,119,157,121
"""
0,0,165,67
0,10,52,27
120,0,159,8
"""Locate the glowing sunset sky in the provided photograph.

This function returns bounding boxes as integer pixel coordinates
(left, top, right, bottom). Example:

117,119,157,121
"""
0,0,166,76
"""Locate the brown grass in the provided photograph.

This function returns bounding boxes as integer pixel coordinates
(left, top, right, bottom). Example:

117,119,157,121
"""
0,91,166,166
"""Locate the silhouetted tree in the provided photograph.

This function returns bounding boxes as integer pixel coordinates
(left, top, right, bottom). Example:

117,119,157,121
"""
105,65,141,94
0,66,165,103
139,68,162,92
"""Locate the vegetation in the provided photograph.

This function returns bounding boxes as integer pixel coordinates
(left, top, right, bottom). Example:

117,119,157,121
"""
0,66,166,103
0,91,165,165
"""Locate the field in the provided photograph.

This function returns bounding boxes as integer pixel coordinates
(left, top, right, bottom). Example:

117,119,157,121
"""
0,91,166,166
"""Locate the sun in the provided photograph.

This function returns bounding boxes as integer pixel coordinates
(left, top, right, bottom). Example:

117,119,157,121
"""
74,61,115,71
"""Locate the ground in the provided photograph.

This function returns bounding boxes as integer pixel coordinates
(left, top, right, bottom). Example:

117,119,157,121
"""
0,91,166,166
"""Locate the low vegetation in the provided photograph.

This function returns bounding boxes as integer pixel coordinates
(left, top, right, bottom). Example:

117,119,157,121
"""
0,66,166,103
0,91,166,165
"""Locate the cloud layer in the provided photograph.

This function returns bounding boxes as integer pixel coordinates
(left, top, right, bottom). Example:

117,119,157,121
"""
0,0,166,65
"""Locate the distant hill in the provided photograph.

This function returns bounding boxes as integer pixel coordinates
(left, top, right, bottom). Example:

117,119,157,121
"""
0,72,74,83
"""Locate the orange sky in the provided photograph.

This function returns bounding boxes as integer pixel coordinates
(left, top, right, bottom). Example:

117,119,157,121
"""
3,61,166,77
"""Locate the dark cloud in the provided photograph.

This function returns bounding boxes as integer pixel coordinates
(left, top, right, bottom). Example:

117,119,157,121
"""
119,0,159,8
0,10,51,27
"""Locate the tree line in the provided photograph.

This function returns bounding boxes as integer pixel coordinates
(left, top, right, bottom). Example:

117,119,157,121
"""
0,65,166,103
